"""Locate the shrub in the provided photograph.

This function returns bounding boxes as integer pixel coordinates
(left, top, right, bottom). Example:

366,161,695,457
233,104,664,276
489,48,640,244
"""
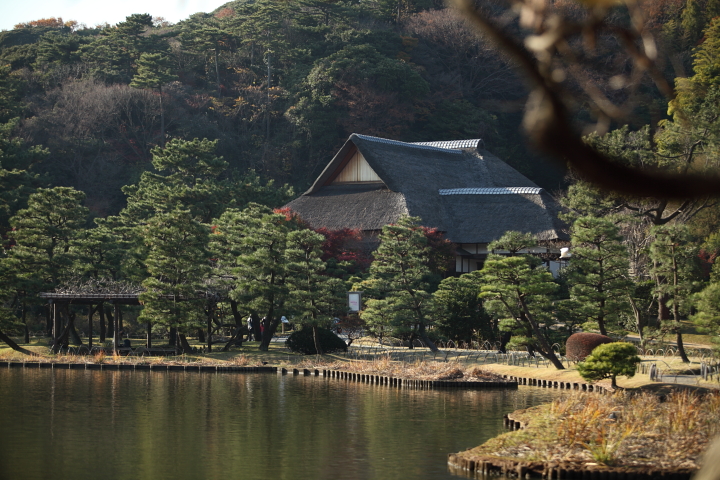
285,326,348,355
577,342,641,389
437,367,464,380
565,332,613,361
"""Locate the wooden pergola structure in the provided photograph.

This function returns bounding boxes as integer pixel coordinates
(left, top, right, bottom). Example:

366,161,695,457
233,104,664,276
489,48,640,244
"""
39,293,144,354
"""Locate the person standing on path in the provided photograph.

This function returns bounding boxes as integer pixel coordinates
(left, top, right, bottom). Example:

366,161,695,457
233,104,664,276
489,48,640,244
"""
247,315,254,341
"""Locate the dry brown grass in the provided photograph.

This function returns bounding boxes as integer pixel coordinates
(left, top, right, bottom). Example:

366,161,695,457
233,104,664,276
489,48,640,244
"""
462,390,720,469
294,356,505,382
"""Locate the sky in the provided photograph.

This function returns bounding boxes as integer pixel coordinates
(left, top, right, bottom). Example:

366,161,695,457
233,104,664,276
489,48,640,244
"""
1,0,231,31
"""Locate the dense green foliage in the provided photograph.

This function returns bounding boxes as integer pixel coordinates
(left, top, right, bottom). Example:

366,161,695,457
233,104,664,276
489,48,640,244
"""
0,0,569,217
567,217,632,336
577,342,641,389
285,326,348,355
358,216,439,351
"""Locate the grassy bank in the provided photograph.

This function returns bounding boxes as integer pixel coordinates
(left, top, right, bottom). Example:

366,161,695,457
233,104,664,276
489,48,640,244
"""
454,390,720,471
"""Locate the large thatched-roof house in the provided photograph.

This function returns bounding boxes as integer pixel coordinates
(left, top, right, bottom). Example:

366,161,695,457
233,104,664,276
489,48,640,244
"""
286,134,568,273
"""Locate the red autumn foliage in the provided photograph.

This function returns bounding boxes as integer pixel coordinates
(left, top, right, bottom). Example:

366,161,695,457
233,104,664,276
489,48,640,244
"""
420,226,455,275
698,249,717,280
566,332,614,362
273,207,309,229
215,8,234,19
314,227,371,272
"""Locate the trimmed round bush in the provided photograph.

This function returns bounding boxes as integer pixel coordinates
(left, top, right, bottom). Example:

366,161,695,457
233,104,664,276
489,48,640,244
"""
565,332,613,362
285,326,348,355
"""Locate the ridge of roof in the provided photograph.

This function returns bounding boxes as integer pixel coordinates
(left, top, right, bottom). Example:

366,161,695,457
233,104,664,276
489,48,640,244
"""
353,134,463,156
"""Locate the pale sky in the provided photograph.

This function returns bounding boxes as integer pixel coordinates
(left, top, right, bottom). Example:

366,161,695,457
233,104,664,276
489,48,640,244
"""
1,0,231,31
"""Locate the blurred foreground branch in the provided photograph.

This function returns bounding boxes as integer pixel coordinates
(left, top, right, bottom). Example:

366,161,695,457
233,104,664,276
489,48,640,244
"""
450,0,720,199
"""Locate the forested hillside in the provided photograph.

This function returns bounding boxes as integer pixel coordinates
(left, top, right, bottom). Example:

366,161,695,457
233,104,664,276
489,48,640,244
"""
0,0,587,217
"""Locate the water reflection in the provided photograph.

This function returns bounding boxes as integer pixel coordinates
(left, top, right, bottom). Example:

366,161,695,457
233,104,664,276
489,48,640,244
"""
0,368,562,480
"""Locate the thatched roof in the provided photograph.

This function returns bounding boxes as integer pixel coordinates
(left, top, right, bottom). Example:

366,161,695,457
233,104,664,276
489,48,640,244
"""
286,134,567,243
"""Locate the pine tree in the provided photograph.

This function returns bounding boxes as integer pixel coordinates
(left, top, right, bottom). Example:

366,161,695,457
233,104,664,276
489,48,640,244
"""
568,216,632,336
479,246,564,369
691,282,720,352
649,224,697,363
681,0,705,48
7,187,88,290
359,216,439,352
139,208,211,353
130,53,177,145
285,229,346,354
577,342,641,389
216,204,291,351
433,274,492,343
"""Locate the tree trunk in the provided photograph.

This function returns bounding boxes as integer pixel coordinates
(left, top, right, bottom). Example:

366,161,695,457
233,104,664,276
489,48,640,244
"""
45,304,52,337
312,325,323,355
87,304,94,350
418,323,439,352
676,330,690,363
22,303,29,344
99,303,106,342
177,333,193,354
221,325,247,352
67,306,82,346
498,331,511,353
520,302,565,369
229,300,243,327
51,303,60,353
259,316,277,352
628,294,645,345
0,329,38,356
598,313,607,336
106,306,114,342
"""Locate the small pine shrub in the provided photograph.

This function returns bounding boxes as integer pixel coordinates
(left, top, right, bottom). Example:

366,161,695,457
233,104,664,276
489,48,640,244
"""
285,326,348,355
565,332,613,362
577,342,641,389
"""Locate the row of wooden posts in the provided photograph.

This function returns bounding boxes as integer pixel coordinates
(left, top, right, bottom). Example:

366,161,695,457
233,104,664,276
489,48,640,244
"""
48,300,128,354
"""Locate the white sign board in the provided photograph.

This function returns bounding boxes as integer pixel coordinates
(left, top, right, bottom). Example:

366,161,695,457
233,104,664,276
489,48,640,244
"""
348,292,362,312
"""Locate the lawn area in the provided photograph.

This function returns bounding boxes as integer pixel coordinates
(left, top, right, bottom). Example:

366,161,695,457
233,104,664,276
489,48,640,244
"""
2,335,719,391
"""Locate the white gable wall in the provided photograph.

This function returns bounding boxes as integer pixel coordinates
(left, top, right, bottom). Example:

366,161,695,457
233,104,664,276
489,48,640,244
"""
332,150,381,183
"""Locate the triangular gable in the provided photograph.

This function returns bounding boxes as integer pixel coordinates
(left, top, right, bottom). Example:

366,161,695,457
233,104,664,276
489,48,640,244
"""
330,149,381,184
321,144,383,186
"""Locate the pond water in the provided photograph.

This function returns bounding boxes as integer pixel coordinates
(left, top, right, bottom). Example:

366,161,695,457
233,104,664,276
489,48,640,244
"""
0,368,561,480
